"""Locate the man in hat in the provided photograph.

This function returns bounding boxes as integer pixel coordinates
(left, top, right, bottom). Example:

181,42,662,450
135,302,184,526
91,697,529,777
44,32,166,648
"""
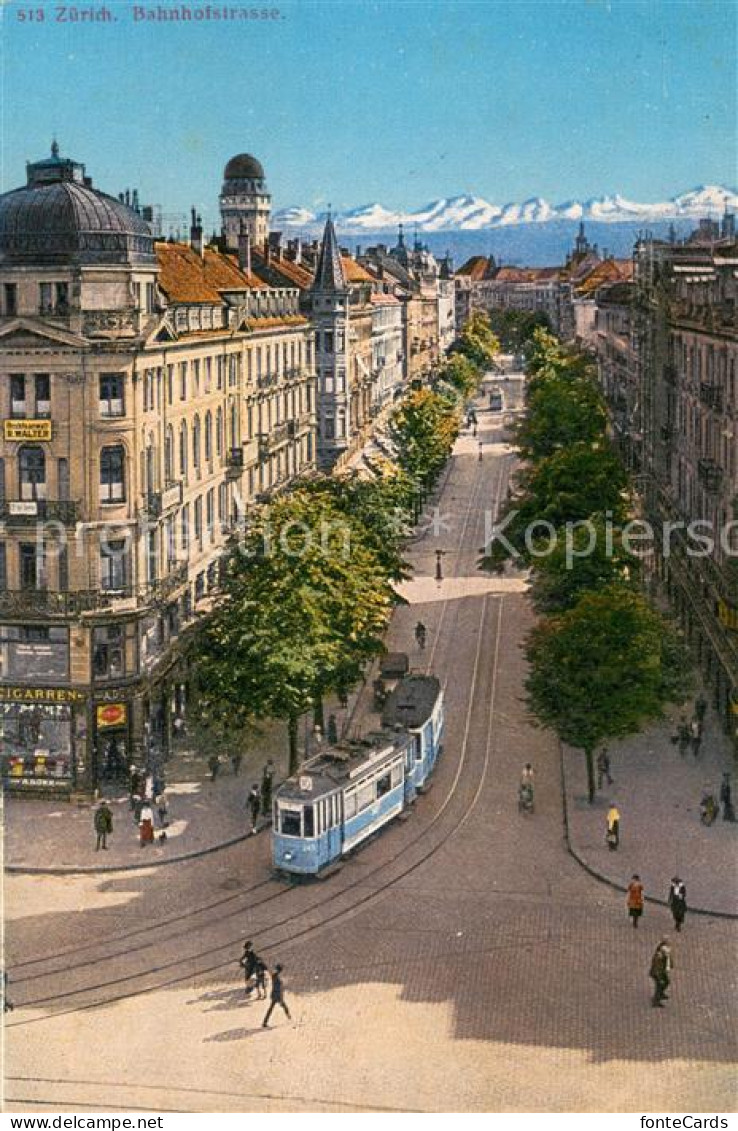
649,939,673,1007
94,800,113,851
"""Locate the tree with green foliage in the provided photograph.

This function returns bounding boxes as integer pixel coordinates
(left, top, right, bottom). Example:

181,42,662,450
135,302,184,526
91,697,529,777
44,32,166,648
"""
390,387,460,486
514,370,608,462
193,490,397,773
456,312,501,370
485,309,552,354
525,585,691,801
481,442,630,572
529,517,640,614
437,353,482,400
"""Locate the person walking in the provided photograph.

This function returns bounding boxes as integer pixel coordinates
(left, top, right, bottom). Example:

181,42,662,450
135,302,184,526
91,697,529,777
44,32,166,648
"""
326,714,338,745
520,763,535,786
128,763,140,810
689,716,702,758
719,772,735,822
695,693,708,724
139,802,155,847
248,784,261,834
239,940,259,997
478,441,483,462
262,964,291,1028
415,621,427,651
606,803,620,850
668,877,687,933
208,753,220,782
597,747,614,789
261,760,275,821
94,800,113,851
231,751,243,777
156,792,169,828
254,956,268,1000
649,939,673,1007
677,717,691,757
626,874,644,928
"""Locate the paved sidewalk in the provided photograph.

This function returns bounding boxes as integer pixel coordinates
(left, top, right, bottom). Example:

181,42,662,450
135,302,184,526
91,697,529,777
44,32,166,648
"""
562,699,737,917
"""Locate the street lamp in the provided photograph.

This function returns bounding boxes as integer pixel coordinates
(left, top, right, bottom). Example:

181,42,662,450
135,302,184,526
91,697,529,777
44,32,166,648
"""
435,549,445,582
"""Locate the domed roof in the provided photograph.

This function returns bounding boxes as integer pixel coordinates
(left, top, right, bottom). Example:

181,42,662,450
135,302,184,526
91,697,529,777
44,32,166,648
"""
223,153,265,181
0,179,156,266
0,147,155,266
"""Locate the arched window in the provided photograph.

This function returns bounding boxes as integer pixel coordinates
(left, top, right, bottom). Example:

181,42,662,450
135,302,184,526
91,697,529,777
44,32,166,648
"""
204,411,212,463
19,446,46,501
165,425,174,484
192,415,201,471
216,407,223,458
100,445,125,503
179,421,188,479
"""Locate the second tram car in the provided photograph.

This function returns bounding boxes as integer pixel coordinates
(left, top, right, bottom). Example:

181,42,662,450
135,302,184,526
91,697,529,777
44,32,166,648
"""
272,674,444,876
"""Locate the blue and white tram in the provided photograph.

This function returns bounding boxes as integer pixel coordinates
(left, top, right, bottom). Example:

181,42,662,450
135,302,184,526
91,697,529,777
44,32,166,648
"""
272,732,411,876
381,675,444,800
272,675,445,876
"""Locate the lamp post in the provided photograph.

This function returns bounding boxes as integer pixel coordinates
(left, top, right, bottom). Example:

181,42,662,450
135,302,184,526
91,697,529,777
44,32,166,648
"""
435,549,445,583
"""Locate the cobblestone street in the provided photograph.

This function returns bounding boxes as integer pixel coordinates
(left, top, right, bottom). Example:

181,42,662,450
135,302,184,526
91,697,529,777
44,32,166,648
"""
5,394,737,1113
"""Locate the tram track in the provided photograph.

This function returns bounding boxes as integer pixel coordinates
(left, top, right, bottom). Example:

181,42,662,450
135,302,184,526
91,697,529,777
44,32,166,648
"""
8,415,513,1028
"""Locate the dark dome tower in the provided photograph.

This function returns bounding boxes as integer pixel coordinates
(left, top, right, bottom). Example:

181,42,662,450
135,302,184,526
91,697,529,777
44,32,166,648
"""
219,152,270,251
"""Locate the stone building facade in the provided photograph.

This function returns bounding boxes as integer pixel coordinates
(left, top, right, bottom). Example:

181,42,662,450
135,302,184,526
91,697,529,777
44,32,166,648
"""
0,147,316,794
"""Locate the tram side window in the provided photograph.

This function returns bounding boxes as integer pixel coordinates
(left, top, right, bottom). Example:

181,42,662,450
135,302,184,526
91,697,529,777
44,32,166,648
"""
303,805,315,838
357,782,374,812
376,772,392,799
344,789,357,819
414,735,423,761
280,808,301,837
391,761,403,788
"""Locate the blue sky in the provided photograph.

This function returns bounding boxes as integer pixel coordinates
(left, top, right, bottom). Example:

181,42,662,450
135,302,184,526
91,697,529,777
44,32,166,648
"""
2,0,735,229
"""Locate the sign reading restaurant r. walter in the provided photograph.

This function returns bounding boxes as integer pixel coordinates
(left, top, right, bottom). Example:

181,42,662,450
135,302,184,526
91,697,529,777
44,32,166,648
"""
4,420,53,441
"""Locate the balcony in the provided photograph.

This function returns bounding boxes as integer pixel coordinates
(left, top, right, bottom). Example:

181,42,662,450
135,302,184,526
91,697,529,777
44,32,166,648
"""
698,458,724,493
0,563,190,620
226,447,244,477
0,499,79,525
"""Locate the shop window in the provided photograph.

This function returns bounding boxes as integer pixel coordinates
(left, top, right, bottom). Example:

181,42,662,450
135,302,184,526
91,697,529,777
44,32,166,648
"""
0,624,68,681
100,539,129,591
100,446,126,503
99,373,125,417
1,701,73,786
93,625,125,680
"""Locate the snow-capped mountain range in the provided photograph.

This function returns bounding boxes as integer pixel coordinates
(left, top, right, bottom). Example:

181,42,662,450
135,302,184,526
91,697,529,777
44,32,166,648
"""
273,185,738,234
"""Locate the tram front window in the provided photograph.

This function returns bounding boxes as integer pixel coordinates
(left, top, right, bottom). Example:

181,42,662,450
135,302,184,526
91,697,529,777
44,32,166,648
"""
303,805,314,838
280,808,302,836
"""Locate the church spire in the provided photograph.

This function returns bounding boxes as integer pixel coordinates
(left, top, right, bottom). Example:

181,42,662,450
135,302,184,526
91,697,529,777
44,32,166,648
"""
312,216,346,292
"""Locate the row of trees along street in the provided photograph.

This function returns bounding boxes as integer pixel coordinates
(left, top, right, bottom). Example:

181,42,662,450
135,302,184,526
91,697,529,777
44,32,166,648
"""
191,314,500,773
480,326,691,802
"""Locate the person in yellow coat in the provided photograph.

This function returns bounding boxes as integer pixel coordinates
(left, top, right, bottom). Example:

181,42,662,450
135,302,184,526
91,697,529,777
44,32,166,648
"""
606,803,620,850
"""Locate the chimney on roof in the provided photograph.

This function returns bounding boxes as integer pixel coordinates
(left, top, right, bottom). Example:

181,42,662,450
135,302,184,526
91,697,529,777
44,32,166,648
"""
722,211,735,240
356,244,362,259
125,189,131,207
132,189,140,213
294,237,302,265
238,221,252,276
190,207,204,257
268,231,283,261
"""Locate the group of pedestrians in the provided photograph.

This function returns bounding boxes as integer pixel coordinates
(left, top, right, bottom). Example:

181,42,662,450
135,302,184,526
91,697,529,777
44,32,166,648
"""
238,940,291,1028
247,759,275,834
92,766,170,852
625,876,687,1008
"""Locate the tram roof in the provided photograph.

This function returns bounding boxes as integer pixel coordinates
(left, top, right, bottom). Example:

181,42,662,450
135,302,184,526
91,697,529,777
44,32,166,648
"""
381,674,442,731
277,729,412,802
